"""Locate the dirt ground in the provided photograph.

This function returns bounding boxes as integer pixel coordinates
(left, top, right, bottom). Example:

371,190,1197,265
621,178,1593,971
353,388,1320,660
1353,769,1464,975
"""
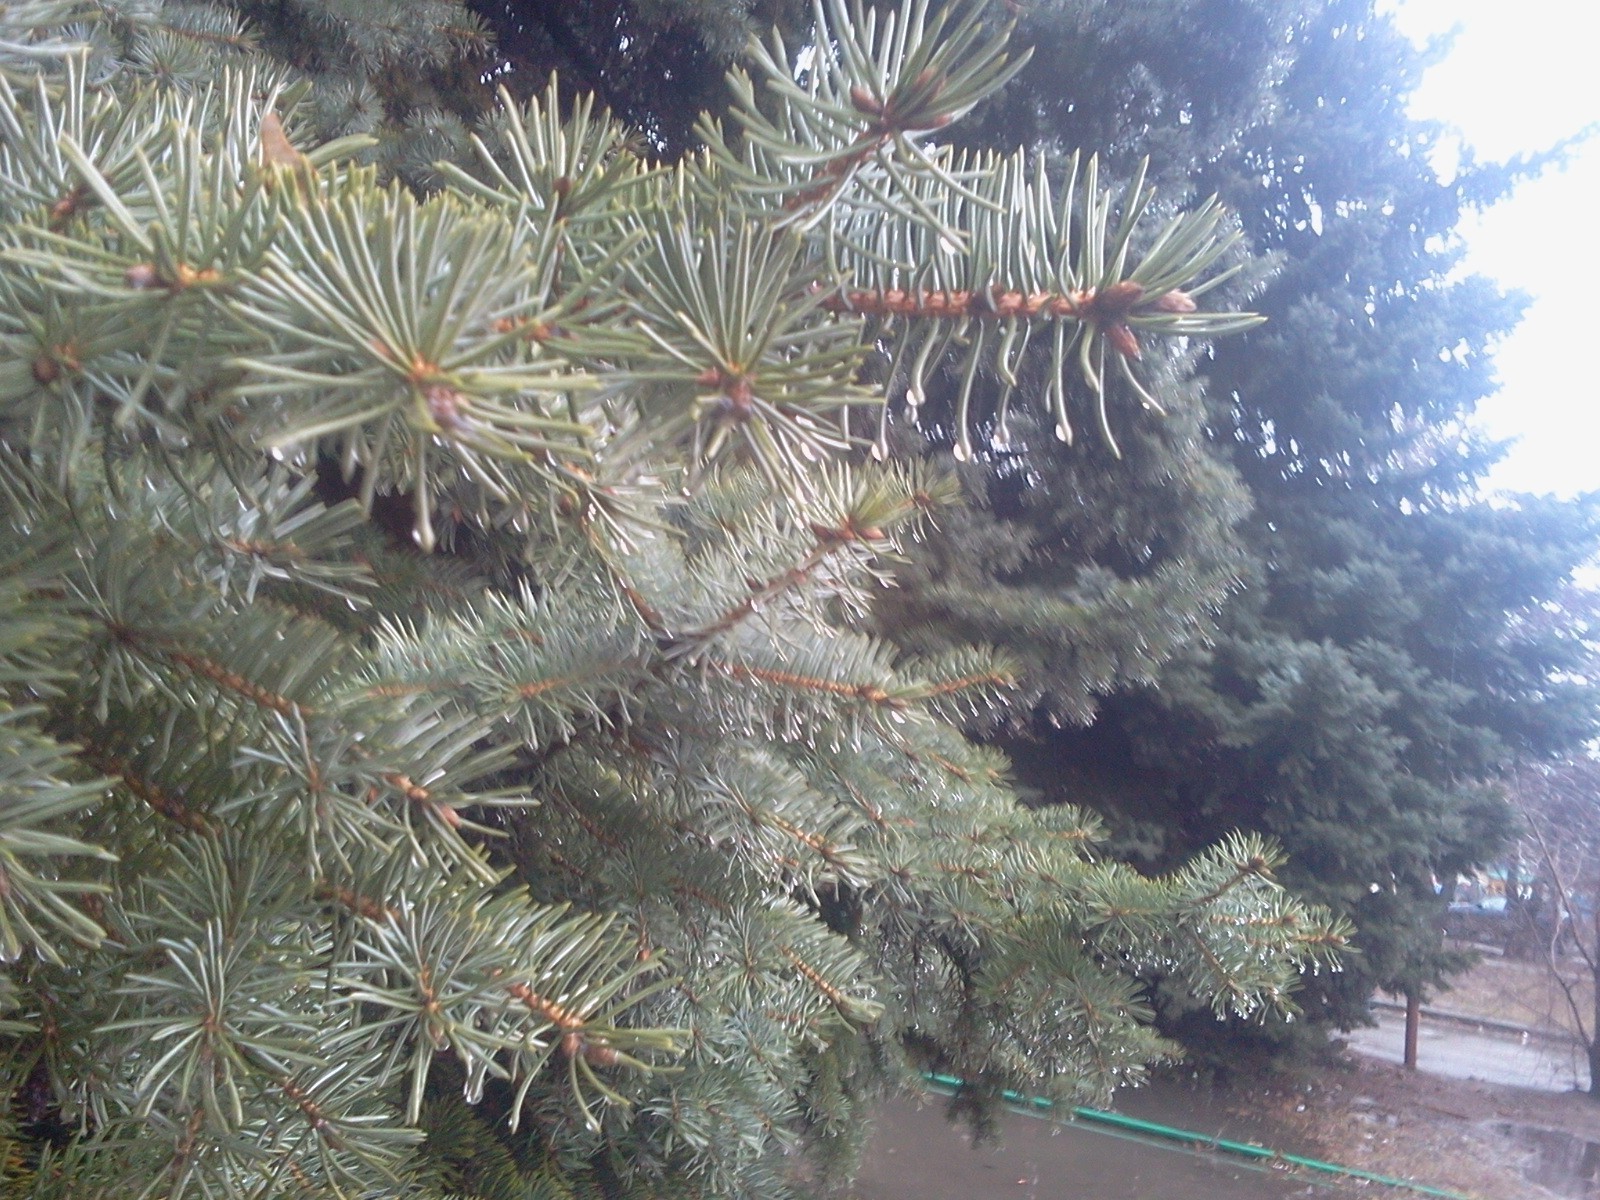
1248,937,1598,1199
1230,1042,1599,1199
1429,947,1595,1039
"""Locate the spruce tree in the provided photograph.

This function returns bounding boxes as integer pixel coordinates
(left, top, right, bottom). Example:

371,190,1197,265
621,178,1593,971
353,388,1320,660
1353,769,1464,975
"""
0,1,1349,1196
1150,0,1600,1040
878,0,1600,1058
465,0,813,157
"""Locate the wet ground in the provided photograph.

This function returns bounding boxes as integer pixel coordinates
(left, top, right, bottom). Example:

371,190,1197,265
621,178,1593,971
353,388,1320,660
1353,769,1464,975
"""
848,994,1600,1200
850,1088,1341,1200
1494,1123,1600,1198
851,1049,1600,1199
1345,1007,1591,1092
1276,1052,1600,1200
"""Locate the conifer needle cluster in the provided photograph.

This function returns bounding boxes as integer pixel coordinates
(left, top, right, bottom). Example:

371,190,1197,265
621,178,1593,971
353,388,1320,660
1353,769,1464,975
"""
0,1,1348,1195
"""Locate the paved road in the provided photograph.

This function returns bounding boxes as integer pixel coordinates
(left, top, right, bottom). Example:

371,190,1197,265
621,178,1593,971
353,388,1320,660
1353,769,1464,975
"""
1344,1008,1591,1092
851,1095,1336,1200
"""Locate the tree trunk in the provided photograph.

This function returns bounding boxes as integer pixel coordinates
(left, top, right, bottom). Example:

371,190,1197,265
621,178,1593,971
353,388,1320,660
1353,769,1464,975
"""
1404,991,1420,1070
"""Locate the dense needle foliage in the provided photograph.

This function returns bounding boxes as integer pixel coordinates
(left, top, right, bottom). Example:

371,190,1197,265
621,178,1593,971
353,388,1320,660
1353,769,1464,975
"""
850,0,1600,1058
0,1,1350,1195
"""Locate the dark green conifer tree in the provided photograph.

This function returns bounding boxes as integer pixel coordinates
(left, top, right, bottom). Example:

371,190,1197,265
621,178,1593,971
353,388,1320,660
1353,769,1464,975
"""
466,0,811,156
875,0,1600,1057
1142,0,1600,1039
0,1,1347,1195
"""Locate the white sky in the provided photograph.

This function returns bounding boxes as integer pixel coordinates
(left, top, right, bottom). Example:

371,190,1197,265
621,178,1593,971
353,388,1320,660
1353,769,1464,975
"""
1385,0,1600,497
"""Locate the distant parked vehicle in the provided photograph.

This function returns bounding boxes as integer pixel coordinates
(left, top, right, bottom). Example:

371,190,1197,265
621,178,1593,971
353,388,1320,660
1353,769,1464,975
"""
1447,896,1507,915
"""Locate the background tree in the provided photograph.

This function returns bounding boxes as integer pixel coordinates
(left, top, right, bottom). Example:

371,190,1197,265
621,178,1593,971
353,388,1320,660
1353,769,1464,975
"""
869,0,1600,1061
466,0,811,157
1147,0,1600,1042
1505,745,1600,1099
0,1,1348,1197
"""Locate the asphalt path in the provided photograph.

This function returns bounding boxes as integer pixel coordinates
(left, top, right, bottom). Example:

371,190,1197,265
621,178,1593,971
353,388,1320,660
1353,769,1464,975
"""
1344,1009,1591,1092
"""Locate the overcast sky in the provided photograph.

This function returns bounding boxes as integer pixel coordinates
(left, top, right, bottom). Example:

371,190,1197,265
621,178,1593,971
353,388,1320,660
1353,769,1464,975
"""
1385,0,1600,498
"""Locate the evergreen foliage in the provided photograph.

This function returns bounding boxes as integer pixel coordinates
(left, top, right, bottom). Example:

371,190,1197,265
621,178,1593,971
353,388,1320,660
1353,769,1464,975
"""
1149,0,1600,1038
874,0,1600,1057
466,0,812,158
0,1,1350,1195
